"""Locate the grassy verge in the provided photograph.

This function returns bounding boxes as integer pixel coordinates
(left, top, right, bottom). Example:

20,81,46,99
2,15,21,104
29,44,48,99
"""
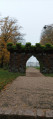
0,68,24,91
35,66,40,70
44,73,53,77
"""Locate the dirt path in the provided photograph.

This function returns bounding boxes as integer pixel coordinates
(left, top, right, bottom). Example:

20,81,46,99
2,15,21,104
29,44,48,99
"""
26,67,43,77
0,67,53,114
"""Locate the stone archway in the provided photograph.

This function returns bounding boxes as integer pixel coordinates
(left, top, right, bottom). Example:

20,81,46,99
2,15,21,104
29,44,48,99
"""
7,43,53,74
9,52,32,73
9,52,53,74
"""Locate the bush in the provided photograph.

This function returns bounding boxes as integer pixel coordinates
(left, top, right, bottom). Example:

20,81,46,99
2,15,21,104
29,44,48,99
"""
7,42,53,53
25,42,31,53
21,45,25,52
7,42,13,46
16,43,21,48
36,43,43,52
31,45,36,53
16,43,22,52
25,42,31,47
12,45,16,51
44,43,53,52
7,42,13,51
36,43,41,47
45,43,51,48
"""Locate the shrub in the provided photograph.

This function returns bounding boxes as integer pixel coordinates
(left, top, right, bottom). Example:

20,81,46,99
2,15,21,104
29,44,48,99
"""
25,42,31,46
36,43,41,47
36,43,43,52
7,42,13,51
12,45,16,51
16,43,22,52
7,42,53,53
21,45,25,52
16,43,21,48
31,45,36,53
7,42,13,46
25,42,31,53
44,43,53,52
45,43,51,48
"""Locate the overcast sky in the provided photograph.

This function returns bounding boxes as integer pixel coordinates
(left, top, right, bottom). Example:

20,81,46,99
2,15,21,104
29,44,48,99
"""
0,0,53,62
0,0,53,45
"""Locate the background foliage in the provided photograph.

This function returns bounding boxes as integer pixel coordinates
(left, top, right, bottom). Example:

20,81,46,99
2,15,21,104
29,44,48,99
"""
40,25,53,45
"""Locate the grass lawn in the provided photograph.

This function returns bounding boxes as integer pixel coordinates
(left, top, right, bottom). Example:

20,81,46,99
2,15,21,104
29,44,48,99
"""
0,68,24,91
35,66,40,70
44,73,53,77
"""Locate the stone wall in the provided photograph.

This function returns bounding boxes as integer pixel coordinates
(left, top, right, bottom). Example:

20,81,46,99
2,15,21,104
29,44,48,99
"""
9,52,53,74
9,52,32,73
35,53,53,74
0,108,53,118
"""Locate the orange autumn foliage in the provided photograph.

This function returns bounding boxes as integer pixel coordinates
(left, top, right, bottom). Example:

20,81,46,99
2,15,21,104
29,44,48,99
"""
0,16,23,67
0,39,10,66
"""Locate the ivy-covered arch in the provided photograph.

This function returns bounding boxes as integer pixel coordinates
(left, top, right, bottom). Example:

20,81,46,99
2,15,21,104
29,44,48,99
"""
7,42,53,74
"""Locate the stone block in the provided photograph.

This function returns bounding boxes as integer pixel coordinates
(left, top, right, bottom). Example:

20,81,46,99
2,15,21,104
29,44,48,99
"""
37,109,45,117
46,109,53,117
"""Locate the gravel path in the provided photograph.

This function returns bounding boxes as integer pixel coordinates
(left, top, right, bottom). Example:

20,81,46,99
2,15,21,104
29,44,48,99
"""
0,67,53,113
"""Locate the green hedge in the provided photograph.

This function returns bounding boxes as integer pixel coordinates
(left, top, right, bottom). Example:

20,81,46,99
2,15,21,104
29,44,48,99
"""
7,42,53,53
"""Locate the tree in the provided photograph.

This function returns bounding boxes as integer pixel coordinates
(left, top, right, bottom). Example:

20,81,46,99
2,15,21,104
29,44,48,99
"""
0,40,10,68
40,24,53,45
0,16,23,44
0,16,23,68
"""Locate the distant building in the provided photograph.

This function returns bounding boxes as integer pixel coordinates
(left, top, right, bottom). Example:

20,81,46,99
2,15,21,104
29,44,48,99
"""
26,61,40,67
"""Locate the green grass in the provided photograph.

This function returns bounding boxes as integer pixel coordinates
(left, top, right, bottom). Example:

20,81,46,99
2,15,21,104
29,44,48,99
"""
35,66,40,70
44,73,53,77
0,68,24,91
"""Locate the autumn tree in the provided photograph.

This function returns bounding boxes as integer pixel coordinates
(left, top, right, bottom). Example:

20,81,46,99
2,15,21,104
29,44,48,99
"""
0,40,10,68
0,16,23,68
40,24,53,45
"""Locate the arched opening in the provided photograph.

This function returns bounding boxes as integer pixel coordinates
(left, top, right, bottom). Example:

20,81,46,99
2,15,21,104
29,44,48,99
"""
26,55,40,67
26,55,40,77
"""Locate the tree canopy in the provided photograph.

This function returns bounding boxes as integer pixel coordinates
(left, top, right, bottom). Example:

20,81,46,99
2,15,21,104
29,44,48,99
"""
40,24,53,45
0,16,24,68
